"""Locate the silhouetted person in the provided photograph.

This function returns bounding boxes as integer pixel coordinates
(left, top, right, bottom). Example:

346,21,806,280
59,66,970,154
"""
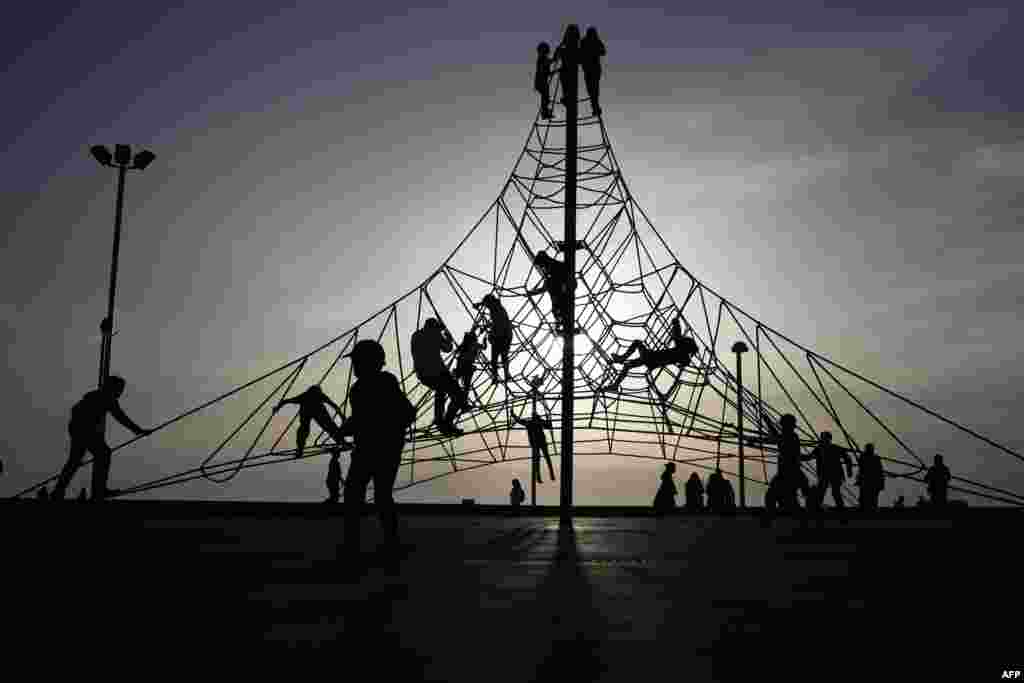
579,27,606,116
893,495,906,509
527,251,575,334
534,42,554,119
340,339,417,561
474,294,513,384
326,447,343,504
510,478,526,507
805,431,853,510
554,25,581,108
653,463,678,515
923,454,951,507
855,443,885,512
54,375,151,501
36,486,49,501
684,472,704,512
455,330,485,395
762,413,814,514
603,318,699,391
77,488,88,502
706,468,728,512
411,318,468,435
274,384,345,459
722,477,737,514
514,411,555,482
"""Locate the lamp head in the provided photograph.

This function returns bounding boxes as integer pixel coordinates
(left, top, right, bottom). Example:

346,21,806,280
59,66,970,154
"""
132,150,156,170
90,145,113,166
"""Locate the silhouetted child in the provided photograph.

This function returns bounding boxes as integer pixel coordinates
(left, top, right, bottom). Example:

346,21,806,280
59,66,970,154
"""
534,42,554,119
54,375,151,501
923,454,951,507
527,251,575,334
684,472,704,512
603,318,699,391
653,463,678,515
510,478,526,507
761,413,814,514
411,318,467,436
554,25,581,108
514,411,555,482
474,294,513,384
326,447,343,504
579,27,606,115
455,330,485,395
274,384,345,459
893,495,905,509
805,431,853,510
339,339,417,560
855,443,885,512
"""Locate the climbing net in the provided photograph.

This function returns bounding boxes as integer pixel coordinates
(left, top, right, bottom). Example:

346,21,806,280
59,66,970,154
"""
21,73,1024,507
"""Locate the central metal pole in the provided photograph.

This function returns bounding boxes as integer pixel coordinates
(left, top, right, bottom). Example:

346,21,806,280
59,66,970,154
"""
560,29,578,524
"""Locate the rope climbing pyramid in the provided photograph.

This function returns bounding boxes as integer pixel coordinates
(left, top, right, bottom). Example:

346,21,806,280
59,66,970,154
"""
24,42,1024,509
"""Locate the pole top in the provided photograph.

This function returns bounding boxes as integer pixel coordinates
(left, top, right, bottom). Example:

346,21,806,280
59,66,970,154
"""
731,341,749,354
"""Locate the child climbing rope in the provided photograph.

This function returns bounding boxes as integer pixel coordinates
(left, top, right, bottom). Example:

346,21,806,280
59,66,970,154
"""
274,384,346,459
473,294,514,384
411,317,467,436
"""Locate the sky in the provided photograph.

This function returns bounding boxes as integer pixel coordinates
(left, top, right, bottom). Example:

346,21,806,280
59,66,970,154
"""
2,0,1022,505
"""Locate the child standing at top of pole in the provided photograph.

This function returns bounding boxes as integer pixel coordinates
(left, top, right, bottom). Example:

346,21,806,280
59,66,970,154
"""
534,42,554,120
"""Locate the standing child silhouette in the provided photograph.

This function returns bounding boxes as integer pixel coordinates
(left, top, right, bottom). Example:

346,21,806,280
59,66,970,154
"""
340,339,417,561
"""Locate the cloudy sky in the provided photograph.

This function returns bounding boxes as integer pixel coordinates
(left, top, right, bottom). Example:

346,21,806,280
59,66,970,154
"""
2,0,1021,504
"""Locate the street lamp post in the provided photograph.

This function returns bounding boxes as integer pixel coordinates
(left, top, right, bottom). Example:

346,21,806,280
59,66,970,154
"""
89,144,156,410
732,341,749,509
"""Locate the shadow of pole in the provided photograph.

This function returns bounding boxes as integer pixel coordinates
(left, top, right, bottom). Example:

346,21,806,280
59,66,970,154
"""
530,520,609,681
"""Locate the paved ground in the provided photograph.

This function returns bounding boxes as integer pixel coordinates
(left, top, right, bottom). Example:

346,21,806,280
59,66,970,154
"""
8,502,1019,679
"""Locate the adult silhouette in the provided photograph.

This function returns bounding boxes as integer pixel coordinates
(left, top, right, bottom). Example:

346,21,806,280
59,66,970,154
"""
339,339,417,562
411,318,467,435
705,468,728,512
855,443,885,512
603,318,698,391
274,384,345,459
653,463,678,515
684,471,704,512
510,478,526,507
579,27,606,115
805,431,853,509
923,454,951,507
473,294,513,384
54,375,152,501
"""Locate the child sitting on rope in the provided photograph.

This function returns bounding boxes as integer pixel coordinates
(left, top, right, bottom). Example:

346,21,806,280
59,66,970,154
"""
473,293,513,384
273,384,347,459
602,318,699,391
